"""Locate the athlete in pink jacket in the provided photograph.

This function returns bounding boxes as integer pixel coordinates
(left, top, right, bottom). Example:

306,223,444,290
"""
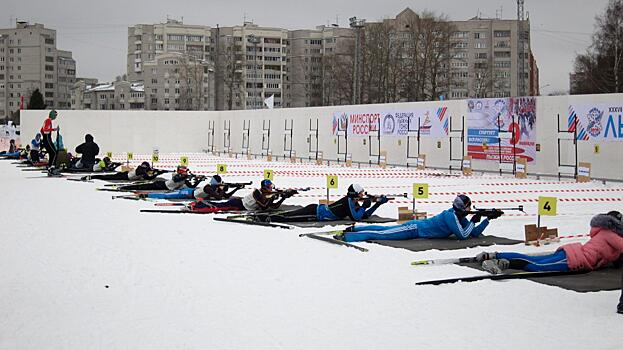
478,211,623,274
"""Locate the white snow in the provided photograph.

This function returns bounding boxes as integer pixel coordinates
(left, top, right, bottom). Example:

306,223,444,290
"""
1,154,622,349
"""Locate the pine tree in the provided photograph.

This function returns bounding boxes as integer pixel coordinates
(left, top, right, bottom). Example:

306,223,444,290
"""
27,89,46,109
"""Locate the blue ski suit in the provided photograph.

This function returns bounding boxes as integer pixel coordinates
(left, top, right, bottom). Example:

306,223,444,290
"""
343,208,489,242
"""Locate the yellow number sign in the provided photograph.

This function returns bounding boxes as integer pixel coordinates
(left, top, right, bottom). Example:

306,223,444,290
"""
264,169,274,180
152,153,159,163
106,151,113,158
217,164,227,174
412,183,429,199
538,196,557,216
326,175,338,189
127,152,134,160
180,156,189,167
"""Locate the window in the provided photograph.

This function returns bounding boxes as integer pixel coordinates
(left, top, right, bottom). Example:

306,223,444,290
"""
494,61,511,68
474,42,487,49
45,65,54,71
45,38,55,45
474,32,487,39
451,31,468,39
494,41,509,48
167,34,184,41
494,51,511,58
45,56,54,62
474,53,487,59
452,42,468,49
494,31,511,38
45,83,54,89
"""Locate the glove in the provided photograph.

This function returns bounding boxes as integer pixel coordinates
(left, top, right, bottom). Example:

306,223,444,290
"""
486,210,504,220
362,198,372,209
470,212,483,223
377,195,389,204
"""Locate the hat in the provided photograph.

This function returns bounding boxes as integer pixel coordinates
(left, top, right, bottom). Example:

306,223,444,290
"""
347,184,365,197
49,110,58,119
176,165,189,175
453,195,472,212
261,179,273,188
210,175,222,186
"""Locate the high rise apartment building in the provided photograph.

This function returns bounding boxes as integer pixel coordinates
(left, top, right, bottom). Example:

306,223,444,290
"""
448,16,535,99
0,22,75,120
213,22,288,110
285,26,354,108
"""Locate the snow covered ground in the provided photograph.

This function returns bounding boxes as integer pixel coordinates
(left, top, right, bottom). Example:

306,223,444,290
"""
1,154,622,349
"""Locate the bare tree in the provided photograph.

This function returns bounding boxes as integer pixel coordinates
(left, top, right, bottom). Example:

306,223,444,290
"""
177,55,208,110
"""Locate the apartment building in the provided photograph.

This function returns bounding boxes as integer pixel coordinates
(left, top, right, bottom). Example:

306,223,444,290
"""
449,15,536,99
285,26,354,107
73,80,144,110
0,21,76,120
127,19,212,82
213,22,288,110
142,52,213,110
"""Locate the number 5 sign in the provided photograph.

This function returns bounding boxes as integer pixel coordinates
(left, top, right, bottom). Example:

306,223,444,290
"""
538,196,557,216
412,183,429,199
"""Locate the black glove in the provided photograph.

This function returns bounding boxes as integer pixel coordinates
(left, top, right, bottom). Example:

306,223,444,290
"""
486,210,504,220
362,198,372,209
471,213,483,223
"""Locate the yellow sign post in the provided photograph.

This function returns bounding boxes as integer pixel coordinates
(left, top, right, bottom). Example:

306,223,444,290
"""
106,151,113,158
264,169,274,181
216,164,227,174
412,183,429,211
180,156,189,167
326,175,338,202
537,196,557,228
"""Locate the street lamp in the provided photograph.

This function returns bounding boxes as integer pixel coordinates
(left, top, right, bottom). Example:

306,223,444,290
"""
349,17,365,105
247,34,261,109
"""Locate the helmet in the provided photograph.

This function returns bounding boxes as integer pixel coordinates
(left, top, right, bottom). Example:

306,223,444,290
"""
347,184,365,197
453,195,472,213
210,175,223,186
49,110,58,119
140,161,151,168
607,210,622,222
177,165,189,175
261,179,273,189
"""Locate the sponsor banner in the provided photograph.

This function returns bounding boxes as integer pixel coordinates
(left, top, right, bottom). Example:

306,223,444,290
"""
331,107,449,137
467,97,537,163
567,103,623,141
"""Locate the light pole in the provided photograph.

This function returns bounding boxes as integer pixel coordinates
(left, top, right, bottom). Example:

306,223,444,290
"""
247,34,261,109
349,17,365,105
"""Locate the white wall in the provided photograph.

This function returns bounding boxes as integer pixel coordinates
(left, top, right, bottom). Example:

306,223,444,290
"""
21,93,623,180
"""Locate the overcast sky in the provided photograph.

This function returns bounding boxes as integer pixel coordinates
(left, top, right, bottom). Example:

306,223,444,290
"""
4,0,609,94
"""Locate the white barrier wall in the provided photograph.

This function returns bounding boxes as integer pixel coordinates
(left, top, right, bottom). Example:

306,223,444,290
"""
21,93,623,180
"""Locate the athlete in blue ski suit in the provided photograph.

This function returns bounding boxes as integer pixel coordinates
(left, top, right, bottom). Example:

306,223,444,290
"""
342,195,500,242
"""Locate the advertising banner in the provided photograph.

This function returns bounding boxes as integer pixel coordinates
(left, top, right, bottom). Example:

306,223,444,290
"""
467,97,537,163
332,106,449,137
567,103,623,141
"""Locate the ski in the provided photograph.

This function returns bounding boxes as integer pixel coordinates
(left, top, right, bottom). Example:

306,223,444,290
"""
415,269,588,285
140,208,245,215
212,217,293,229
112,195,146,201
411,257,479,266
66,178,94,183
299,233,368,252
154,202,186,206
96,188,127,192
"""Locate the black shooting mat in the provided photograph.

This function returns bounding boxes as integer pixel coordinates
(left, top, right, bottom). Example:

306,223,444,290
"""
284,215,396,228
459,262,622,293
370,235,523,252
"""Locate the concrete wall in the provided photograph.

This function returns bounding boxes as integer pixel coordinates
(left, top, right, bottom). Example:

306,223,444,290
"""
21,93,623,180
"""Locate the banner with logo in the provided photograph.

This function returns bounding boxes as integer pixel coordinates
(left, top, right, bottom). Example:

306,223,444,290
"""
466,97,537,163
567,103,623,141
331,106,449,137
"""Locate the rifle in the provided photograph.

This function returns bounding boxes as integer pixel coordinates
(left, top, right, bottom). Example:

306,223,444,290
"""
223,181,253,188
266,187,311,197
363,192,408,202
467,205,525,218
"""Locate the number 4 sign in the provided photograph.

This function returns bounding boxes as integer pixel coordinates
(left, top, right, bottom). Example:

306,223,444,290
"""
538,196,557,216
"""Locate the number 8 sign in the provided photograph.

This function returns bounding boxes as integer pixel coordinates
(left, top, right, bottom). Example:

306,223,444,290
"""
538,196,557,216
216,164,227,174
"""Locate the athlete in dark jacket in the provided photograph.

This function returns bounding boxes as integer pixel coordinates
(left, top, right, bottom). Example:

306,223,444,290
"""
86,162,165,181
74,134,100,168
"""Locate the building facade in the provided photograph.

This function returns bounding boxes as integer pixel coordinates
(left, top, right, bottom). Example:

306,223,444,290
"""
72,80,144,110
285,26,354,108
213,22,288,110
0,22,76,120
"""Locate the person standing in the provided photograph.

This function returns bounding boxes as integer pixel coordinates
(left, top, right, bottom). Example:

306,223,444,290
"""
40,110,59,168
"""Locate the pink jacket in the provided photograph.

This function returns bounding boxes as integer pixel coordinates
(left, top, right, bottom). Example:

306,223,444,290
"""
562,226,623,271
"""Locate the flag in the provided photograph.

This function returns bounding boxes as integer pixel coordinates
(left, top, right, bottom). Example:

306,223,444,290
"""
264,94,274,109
